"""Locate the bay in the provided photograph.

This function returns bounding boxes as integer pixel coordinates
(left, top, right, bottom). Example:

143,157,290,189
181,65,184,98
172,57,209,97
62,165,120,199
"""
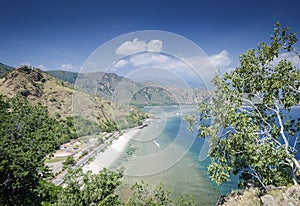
111,106,236,205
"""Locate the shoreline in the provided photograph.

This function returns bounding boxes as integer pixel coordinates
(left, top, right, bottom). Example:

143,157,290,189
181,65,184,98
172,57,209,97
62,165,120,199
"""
82,127,141,174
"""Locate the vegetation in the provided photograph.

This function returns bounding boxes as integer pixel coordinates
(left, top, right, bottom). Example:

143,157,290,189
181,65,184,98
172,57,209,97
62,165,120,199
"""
52,168,123,206
186,23,300,190
0,95,187,205
0,95,65,205
0,66,194,205
63,116,101,137
62,156,75,166
127,181,195,206
0,66,143,126
99,118,118,132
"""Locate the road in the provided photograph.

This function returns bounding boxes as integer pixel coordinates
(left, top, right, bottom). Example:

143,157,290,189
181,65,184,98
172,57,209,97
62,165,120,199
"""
52,132,119,185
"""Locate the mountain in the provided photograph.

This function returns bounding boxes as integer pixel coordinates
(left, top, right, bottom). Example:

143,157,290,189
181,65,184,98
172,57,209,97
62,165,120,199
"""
46,70,78,84
0,62,15,77
47,70,209,106
0,66,147,130
47,70,179,106
142,82,211,105
74,72,179,106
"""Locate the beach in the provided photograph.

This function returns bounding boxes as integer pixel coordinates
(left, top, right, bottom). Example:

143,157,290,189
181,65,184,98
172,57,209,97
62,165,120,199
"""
82,127,141,174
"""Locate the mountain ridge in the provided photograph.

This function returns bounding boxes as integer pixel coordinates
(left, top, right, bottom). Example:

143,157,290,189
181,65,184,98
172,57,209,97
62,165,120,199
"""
0,62,14,77
0,66,147,130
0,63,210,106
48,69,210,105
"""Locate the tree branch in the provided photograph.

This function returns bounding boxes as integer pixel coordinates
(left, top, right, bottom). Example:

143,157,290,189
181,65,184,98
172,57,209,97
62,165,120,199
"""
274,104,289,152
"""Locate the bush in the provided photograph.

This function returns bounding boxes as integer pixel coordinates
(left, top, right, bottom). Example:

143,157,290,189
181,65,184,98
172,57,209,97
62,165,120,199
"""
63,156,75,166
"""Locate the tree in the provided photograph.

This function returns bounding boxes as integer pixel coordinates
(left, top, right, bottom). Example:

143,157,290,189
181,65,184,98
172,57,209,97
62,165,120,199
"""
127,181,195,206
0,96,62,205
63,156,76,166
55,168,123,206
188,23,300,190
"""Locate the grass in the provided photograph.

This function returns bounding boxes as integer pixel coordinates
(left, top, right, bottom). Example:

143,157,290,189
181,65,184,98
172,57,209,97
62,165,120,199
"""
45,156,66,163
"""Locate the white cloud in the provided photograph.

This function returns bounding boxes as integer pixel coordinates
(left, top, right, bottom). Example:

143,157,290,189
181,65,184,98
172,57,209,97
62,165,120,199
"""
129,53,170,67
273,52,300,67
115,38,163,55
60,63,75,71
111,50,232,88
37,64,47,70
20,62,31,67
114,59,128,68
124,51,231,75
147,39,163,51
208,50,232,68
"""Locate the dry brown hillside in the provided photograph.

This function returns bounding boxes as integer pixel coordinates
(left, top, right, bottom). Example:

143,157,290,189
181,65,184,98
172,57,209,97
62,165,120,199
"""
0,66,146,130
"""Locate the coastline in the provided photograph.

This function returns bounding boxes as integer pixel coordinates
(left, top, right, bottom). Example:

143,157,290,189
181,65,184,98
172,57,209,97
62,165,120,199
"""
82,127,141,174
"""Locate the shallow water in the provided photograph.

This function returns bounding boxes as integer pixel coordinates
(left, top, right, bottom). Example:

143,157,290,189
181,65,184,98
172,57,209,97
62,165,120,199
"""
111,106,236,205
110,106,300,205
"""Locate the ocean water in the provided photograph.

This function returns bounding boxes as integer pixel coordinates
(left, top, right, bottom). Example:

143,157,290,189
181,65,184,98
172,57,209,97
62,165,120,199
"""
111,106,299,205
111,106,237,205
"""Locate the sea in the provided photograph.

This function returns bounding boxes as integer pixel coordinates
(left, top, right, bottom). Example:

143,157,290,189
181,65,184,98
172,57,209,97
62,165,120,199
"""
110,105,300,205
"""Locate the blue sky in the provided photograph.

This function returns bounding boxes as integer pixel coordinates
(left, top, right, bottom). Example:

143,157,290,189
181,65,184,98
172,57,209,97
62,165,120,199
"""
1,0,300,72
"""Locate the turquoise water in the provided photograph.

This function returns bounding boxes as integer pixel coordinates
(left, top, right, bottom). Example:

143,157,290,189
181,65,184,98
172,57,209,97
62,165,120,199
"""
111,105,237,205
110,105,300,205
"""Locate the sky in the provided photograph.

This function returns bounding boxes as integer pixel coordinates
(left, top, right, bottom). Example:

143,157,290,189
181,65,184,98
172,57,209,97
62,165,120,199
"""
1,0,300,74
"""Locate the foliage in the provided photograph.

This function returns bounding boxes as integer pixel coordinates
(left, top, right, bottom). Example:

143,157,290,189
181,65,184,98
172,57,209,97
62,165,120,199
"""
62,116,101,138
126,181,195,206
0,95,63,205
63,156,75,166
188,23,300,189
54,167,123,206
38,180,62,206
99,118,118,133
126,111,143,127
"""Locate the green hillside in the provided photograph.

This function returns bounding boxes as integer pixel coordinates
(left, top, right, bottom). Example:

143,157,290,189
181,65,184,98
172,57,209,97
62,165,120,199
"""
0,62,14,77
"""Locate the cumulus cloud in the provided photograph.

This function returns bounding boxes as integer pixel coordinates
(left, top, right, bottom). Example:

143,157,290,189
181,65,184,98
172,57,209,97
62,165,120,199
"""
112,50,232,74
37,64,47,70
60,63,75,71
110,49,233,88
115,38,163,55
147,39,163,51
208,50,232,68
114,59,128,68
273,52,300,67
129,53,170,67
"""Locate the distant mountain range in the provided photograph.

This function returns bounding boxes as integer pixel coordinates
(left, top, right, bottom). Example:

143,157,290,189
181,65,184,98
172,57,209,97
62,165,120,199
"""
47,70,210,106
0,63,14,77
0,65,147,130
0,63,210,106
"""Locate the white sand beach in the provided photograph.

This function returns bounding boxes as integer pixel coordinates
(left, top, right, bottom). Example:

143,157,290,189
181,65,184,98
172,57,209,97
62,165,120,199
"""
82,128,141,174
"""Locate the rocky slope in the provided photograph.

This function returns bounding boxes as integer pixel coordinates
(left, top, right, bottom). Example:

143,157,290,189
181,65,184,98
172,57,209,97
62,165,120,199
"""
48,70,210,106
0,66,146,130
0,63,211,106
217,185,300,206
